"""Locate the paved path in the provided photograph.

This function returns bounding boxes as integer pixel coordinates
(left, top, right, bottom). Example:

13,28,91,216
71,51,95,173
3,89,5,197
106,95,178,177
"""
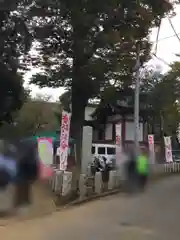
1,176,180,240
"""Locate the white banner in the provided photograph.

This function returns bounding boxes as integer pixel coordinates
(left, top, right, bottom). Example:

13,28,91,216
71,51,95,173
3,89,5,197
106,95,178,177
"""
115,124,122,162
164,136,173,163
59,111,71,171
148,134,155,164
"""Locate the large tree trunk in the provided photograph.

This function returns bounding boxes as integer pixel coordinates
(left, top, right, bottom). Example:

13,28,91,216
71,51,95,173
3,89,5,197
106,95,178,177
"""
70,21,90,195
71,32,89,168
71,88,87,168
70,62,88,194
70,92,87,196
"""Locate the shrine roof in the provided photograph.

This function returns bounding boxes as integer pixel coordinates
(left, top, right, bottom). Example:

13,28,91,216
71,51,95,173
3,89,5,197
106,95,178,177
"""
91,88,153,120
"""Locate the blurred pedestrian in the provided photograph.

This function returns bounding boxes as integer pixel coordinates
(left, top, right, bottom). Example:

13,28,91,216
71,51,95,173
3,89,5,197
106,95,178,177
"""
0,138,39,215
0,140,17,189
116,149,128,182
125,147,137,193
14,139,39,209
136,147,149,191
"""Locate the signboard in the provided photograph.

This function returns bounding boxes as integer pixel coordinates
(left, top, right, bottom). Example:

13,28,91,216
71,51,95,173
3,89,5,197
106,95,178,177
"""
148,134,155,164
59,111,71,171
37,137,53,179
115,124,122,162
164,136,173,163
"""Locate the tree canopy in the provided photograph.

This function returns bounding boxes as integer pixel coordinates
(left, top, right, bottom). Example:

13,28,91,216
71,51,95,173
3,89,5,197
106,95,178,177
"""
121,62,180,138
156,62,180,136
0,0,32,125
100,63,180,139
25,0,173,162
29,0,173,93
0,94,59,139
0,71,27,125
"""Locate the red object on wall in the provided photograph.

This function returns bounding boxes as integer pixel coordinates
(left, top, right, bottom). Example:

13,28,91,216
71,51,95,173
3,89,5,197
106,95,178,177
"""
38,160,53,180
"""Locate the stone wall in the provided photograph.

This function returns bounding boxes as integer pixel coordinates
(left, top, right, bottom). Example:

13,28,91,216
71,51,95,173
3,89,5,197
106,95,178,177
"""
49,163,180,203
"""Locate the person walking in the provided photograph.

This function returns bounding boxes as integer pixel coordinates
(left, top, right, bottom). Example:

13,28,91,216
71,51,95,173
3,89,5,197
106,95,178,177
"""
14,139,38,209
136,148,149,191
125,148,137,193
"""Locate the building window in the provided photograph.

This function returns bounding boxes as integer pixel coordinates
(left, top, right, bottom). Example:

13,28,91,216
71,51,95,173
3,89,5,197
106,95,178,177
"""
107,147,115,155
105,124,113,140
92,130,98,141
98,130,103,140
98,147,105,154
91,146,95,154
98,125,105,140
112,124,116,141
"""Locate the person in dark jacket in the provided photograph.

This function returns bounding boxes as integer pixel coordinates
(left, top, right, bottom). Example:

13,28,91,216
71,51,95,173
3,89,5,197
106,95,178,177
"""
125,149,138,193
0,138,39,214
14,139,39,208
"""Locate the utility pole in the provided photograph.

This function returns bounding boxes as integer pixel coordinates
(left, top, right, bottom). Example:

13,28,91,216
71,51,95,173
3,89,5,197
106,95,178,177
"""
134,42,141,156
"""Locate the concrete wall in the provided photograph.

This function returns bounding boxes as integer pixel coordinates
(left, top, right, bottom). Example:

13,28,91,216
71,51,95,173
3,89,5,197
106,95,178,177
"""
49,163,180,200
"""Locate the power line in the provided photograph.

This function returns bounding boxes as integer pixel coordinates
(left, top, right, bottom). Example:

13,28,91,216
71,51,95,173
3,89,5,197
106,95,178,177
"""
167,16,180,43
152,14,180,68
152,12,180,43
152,32,180,42
152,19,171,67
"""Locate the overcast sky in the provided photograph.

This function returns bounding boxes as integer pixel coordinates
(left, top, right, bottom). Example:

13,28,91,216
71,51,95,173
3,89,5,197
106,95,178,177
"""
150,5,180,71
25,5,180,101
